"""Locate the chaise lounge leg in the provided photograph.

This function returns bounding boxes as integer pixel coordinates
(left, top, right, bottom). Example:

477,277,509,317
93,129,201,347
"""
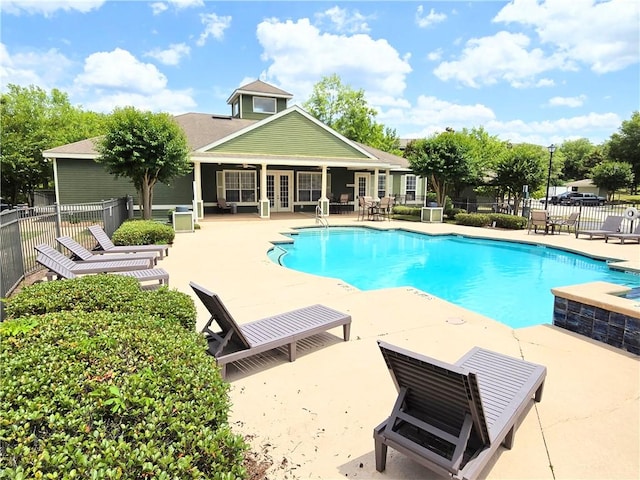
502,425,515,449
534,381,545,402
343,323,351,341
288,341,297,362
374,437,387,472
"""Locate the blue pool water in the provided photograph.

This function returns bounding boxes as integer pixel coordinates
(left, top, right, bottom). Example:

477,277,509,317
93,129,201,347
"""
269,227,640,328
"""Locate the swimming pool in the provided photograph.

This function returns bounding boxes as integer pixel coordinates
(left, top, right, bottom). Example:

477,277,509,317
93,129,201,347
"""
268,227,640,328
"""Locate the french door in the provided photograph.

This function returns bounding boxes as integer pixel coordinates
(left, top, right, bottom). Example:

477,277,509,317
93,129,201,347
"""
266,171,293,213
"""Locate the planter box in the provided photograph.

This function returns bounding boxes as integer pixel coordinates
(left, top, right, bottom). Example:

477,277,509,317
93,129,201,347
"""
421,207,443,223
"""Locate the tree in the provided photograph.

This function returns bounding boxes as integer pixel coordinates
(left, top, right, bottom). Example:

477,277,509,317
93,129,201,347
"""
590,161,634,200
303,74,400,153
0,84,105,205
559,138,596,181
96,107,191,220
493,144,547,215
404,131,474,206
608,111,640,193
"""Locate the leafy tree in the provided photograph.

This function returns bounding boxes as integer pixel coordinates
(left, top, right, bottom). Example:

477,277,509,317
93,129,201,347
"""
96,107,191,220
303,74,400,153
559,138,596,181
590,161,634,201
493,144,547,215
0,85,106,205
404,131,474,206
608,111,640,193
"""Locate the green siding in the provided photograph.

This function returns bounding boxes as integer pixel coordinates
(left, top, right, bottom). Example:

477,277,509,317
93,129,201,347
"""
210,111,369,159
56,158,193,205
240,95,288,120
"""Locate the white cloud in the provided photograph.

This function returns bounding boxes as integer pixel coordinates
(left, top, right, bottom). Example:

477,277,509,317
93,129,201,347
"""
547,95,587,108
433,31,570,88
1,0,105,16
196,12,232,46
256,17,412,108
145,43,190,66
415,5,446,28
169,0,204,9
82,89,197,114
0,43,73,90
494,0,639,73
426,49,442,62
75,48,168,93
315,6,372,34
150,2,168,15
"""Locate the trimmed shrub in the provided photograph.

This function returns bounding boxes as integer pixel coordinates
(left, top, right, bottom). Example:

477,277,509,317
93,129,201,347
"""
392,205,421,217
455,212,492,227
445,207,466,219
4,275,197,331
112,220,175,246
0,311,247,478
488,213,528,230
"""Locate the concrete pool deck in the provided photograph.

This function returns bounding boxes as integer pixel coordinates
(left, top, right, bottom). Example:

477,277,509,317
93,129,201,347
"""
160,213,639,479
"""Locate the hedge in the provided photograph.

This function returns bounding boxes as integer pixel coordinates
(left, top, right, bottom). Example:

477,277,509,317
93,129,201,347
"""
454,212,528,229
0,310,247,478
3,275,197,331
112,220,175,246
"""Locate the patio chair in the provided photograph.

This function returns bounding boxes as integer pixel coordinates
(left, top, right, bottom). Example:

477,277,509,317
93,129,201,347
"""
338,193,350,214
87,225,169,258
56,235,157,267
604,222,640,244
189,282,352,379
35,243,152,274
527,210,554,234
36,253,169,289
357,196,373,221
373,341,546,479
576,215,623,239
375,196,394,221
217,197,233,214
550,211,580,234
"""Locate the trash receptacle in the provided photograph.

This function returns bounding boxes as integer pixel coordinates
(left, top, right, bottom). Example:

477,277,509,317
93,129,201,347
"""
175,206,190,213
230,203,237,214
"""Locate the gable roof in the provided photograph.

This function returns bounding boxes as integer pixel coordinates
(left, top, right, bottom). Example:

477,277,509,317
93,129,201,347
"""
226,79,293,105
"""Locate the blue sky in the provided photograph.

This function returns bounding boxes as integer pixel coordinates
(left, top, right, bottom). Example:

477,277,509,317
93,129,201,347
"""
1,0,638,146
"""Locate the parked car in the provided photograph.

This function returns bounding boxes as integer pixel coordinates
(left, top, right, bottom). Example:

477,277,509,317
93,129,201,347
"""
551,192,606,206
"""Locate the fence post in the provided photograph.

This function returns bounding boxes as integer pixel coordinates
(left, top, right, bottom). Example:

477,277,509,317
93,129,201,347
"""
54,203,62,238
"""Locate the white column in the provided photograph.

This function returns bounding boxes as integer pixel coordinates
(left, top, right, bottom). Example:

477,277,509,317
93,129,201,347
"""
373,168,380,201
319,165,329,216
259,163,270,218
385,168,391,197
192,161,203,219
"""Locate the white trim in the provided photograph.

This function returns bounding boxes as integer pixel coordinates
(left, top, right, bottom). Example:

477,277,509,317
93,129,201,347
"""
252,96,277,114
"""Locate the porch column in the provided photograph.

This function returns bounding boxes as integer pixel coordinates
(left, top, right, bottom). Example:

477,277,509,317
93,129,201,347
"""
319,165,329,216
192,161,203,219
373,168,380,201
259,163,270,218
385,168,391,197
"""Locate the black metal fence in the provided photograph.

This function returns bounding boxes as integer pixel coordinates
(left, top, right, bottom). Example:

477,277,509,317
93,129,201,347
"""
0,197,133,319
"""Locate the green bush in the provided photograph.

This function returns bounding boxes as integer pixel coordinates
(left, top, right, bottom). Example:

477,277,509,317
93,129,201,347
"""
445,207,466,219
454,212,528,229
112,220,175,246
392,205,421,217
4,275,197,331
0,311,247,478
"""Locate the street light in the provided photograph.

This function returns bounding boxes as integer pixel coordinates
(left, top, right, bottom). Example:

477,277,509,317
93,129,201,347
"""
544,144,556,211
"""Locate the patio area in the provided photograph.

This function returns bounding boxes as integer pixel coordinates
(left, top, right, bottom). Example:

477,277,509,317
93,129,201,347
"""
161,213,639,479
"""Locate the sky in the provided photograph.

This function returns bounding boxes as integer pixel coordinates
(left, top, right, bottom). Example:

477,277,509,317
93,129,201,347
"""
1,0,638,147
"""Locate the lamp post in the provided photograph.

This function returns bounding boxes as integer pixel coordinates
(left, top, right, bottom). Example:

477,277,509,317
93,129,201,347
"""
544,144,556,211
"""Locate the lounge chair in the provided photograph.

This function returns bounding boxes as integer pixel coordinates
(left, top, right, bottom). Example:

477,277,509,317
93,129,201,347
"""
56,235,157,267
576,215,623,239
373,341,546,479
217,197,233,214
35,243,152,274
190,282,352,379
604,222,640,244
527,210,554,234
36,253,169,289
87,225,169,258
550,211,580,234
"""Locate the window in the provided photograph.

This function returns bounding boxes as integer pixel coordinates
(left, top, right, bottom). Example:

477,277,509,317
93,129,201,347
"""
377,174,386,199
224,170,256,203
253,97,276,114
297,172,323,202
405,175,416,201
232,100,239,117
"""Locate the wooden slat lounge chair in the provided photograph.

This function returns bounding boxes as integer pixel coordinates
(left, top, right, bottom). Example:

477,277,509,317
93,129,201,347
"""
604,222,640,244
36,253,169,289
373,341,546,479
87,225,169,258
56,235,157,267
190,282,352,379
35,244,152,274
576,215,623,239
